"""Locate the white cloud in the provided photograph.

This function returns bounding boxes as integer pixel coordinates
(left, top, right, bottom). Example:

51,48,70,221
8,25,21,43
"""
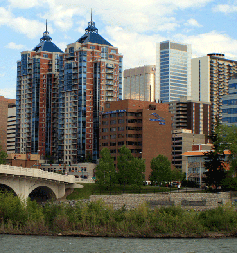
0,73,6,77
0,7,45,38
11,0,213,33
105,26,165,69
173,31,237,60
8,0,42,8
185,18,202,27
5,42,26,50
213,4,237,14
0,87,16,99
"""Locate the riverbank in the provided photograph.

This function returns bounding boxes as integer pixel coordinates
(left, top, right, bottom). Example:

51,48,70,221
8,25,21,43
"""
0,192,237,239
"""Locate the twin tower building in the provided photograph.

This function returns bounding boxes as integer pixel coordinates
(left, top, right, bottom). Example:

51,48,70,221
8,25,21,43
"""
16,18,123,164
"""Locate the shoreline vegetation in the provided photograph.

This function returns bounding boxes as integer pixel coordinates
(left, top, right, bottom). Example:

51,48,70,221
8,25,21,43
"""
0,192,237,239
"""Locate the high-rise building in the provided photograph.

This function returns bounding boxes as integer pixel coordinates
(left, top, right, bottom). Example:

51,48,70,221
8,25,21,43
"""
222,74,237,126
192,53,237,126
156,40,191,103
100,99,172,180
15,24,63,157
57,17,123,164
168,96,211,137
123,65,156,102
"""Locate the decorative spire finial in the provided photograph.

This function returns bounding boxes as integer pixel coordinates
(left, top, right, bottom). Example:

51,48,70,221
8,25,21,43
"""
85,9,98,34
40,19,52,42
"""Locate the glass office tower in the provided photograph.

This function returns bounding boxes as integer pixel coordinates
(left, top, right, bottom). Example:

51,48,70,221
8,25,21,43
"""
156,41,191,103
222,74,237,126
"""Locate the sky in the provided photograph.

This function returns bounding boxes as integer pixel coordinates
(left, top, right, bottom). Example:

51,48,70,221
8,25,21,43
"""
1,0,237,99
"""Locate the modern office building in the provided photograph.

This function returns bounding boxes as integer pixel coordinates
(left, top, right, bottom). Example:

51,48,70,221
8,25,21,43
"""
183,144,229,186
15,24,63,157
100,99,172,180
156,40,191,103
192,53,237,126
222,74,237,126
57,17,123,164
123,65,156,102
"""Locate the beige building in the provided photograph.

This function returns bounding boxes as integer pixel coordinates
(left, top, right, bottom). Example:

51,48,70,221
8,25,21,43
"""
172,129,206,172
123,65,156,102
7,102,16,153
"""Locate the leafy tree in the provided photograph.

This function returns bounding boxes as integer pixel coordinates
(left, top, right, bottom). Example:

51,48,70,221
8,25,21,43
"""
0,145,7,165
95,148,116,189
171,167,185,182
220,124,237,174
149,154,172,185
117,146,145,187
204,121,226,188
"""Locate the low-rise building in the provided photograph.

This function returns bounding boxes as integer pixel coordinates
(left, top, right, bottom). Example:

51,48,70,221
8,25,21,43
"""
100,99,173,180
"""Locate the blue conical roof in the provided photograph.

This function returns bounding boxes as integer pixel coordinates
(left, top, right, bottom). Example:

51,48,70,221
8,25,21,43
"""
33,21,63,53
77,19,112,46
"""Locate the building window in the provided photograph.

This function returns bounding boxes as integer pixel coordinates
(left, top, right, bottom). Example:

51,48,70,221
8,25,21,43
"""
102,128,108,132
110,134,116,139
110,127,116,132
118,127,124,131
110,120,116,125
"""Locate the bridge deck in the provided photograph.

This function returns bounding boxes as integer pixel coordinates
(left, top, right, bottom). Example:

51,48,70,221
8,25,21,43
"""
0,165,75,184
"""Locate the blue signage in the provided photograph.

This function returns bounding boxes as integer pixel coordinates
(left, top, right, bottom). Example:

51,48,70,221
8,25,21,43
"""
103,109,126,115
149,113,166,125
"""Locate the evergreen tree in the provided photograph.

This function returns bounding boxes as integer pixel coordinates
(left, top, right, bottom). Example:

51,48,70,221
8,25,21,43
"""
204,121,226,188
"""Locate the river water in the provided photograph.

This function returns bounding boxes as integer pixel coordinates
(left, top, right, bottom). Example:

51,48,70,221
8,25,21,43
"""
0,234,236,253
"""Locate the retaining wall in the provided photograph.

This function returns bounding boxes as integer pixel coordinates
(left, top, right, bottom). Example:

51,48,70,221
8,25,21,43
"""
90,192,231,211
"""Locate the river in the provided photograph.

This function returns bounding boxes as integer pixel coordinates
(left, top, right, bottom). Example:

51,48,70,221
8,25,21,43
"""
0,234,236,252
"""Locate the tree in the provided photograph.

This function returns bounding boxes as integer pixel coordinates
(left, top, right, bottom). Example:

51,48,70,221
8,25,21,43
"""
204,121,226,188
117,146,145,187
149,154,171,185
220,124,237,175
171,167,185,182
0,146,7,165
95,148,116,189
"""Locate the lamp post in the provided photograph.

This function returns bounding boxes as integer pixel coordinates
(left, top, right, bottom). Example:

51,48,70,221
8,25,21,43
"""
37,149,40,168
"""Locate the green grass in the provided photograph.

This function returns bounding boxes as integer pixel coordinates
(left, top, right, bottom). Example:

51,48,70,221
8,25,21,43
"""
66,184,178,200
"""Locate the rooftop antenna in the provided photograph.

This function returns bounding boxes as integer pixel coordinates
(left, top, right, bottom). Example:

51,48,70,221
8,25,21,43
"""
46,19,48,33
91,8,92,22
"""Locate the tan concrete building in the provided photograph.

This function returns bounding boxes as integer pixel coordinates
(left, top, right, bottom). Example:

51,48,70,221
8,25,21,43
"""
0,96,16,152
123,65,156,102
100,99,173,180
172,129,206,172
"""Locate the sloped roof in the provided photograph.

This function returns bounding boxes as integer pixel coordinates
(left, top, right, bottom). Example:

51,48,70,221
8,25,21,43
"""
77,32,112,46
77,19,112,46
33,26,63,53
33,41,63,53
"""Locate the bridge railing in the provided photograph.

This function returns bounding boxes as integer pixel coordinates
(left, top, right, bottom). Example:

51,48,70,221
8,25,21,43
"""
0,165,75,184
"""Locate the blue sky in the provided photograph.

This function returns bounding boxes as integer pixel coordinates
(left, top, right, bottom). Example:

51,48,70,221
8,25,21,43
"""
1,0,237,99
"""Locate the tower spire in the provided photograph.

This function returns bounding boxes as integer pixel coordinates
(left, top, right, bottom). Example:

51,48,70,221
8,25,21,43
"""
91,8,92,22
46,19,48,33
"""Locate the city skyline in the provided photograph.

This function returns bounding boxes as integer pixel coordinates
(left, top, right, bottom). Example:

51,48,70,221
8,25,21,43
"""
1,1,237,99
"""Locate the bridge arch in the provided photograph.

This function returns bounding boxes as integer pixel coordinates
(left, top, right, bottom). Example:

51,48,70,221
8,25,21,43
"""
0,183,17,196
29,186,56,202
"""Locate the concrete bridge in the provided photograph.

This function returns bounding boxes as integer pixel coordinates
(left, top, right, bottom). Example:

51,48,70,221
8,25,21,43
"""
0,165,83,201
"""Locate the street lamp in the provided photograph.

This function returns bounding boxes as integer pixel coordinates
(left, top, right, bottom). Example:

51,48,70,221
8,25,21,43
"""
37,150,40,168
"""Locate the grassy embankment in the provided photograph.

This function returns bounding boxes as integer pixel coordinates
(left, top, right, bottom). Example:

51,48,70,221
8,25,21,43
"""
0,191,237,238
66,183,179,200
